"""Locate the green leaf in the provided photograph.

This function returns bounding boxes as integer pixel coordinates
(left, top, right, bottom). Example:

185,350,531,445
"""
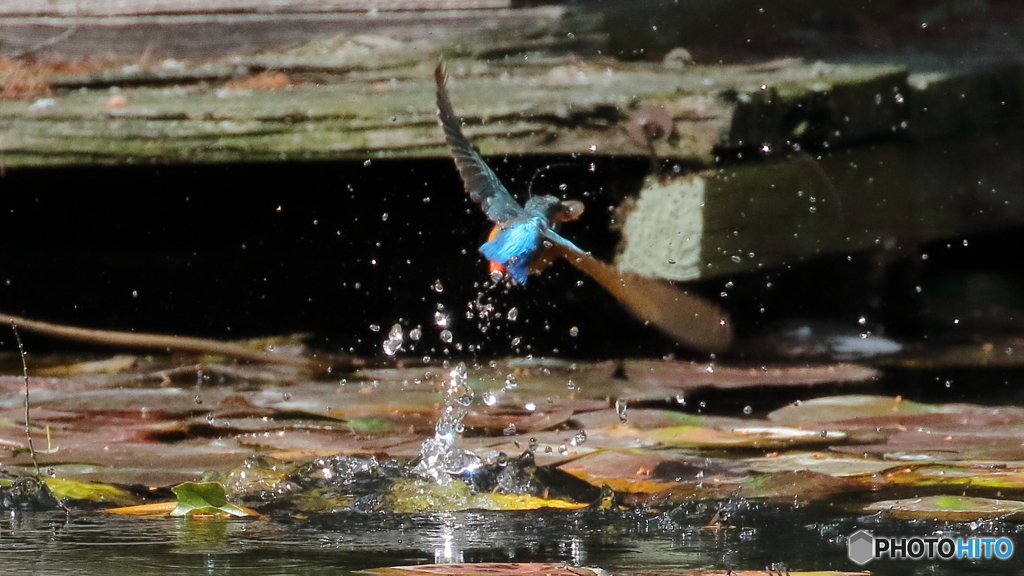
170,482,250,517
44,477,137,506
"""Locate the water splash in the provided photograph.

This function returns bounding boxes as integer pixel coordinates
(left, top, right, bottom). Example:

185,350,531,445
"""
411,362,481,485
383,324,404,356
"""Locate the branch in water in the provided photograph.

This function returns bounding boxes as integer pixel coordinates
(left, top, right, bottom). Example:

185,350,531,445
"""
0,311,355,372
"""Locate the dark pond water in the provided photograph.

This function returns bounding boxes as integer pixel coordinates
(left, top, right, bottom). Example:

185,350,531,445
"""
3,505,1023,575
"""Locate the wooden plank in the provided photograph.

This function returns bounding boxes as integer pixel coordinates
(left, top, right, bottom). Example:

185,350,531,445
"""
0,59,906,168
0,7,558,60
0,0,510,16
616,128,1024,281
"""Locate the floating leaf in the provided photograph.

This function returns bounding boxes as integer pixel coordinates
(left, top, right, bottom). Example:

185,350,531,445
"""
360,563,607,576
105,501,179,516
880,463,1024,489
625,360,878,390
43,477,137,506
170,482,257,517
746,451,901,477
865,495,1024,521
388,479,584,513
558,450,745,495
636,424,846,449
738,471,876,504
769,395,936,425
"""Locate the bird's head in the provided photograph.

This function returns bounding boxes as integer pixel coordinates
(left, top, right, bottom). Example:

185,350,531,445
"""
523,195,585,224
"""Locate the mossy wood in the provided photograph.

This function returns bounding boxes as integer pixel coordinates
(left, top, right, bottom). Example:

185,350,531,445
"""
0,59,906,167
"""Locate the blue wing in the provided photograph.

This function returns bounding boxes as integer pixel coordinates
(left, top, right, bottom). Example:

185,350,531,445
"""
480,219,545,284
435,61,523,224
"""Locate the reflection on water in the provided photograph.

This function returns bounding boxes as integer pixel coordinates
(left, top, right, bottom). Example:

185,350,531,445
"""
2,505,1023,575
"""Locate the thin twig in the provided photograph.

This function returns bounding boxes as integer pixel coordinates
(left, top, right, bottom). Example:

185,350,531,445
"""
11,321,40,476
11,27,77,60
0,310,344,372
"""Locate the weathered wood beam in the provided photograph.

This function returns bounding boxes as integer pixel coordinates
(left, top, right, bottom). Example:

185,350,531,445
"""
617,127,1024,281
0,0,511,16
0,6,568,60
0,59,907,167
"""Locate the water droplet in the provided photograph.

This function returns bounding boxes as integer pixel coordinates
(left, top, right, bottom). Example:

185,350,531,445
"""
409,328,422,341
569,326,579,337
615,399,628,423
574,429,587,445
675,394,686,405
363,159,371,166
528,437,539,452
434,309,449,328
743,405,752,415
524,402,537,411
383,323,404,356
503,374,518,390
369,324,381,332
194,395,203,405
705,364,715,374
440,329,453,343
730,255,742,263
507,307,519,321
504,423,517,436
566,379,576,390
432,280,444,293
482,391,497,406
381,212,389,221
511,336,522,346
588,145,597,152
558,444,569,455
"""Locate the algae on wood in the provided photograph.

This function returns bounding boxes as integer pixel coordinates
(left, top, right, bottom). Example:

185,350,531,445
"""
0,59,907,168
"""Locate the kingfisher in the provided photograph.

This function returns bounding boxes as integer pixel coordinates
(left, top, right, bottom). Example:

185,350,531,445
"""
434,62,583,285
434,61,733,353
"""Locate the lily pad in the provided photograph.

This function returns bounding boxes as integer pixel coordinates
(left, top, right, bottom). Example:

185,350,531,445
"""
360,564,607,576
769,395,937,425
388,479,586,513
880,463,1024,489
746,451,901,477
633,424,846,449
865,495,1024,521
43,477,138,506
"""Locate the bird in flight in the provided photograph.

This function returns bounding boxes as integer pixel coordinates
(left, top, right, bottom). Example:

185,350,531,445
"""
435,61,732,353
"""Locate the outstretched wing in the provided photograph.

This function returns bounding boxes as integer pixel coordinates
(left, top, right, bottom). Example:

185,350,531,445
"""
543,229,734,353
435,61,523,224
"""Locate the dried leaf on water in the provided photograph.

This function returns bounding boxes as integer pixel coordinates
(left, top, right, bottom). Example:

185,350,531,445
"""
625,360,878,390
